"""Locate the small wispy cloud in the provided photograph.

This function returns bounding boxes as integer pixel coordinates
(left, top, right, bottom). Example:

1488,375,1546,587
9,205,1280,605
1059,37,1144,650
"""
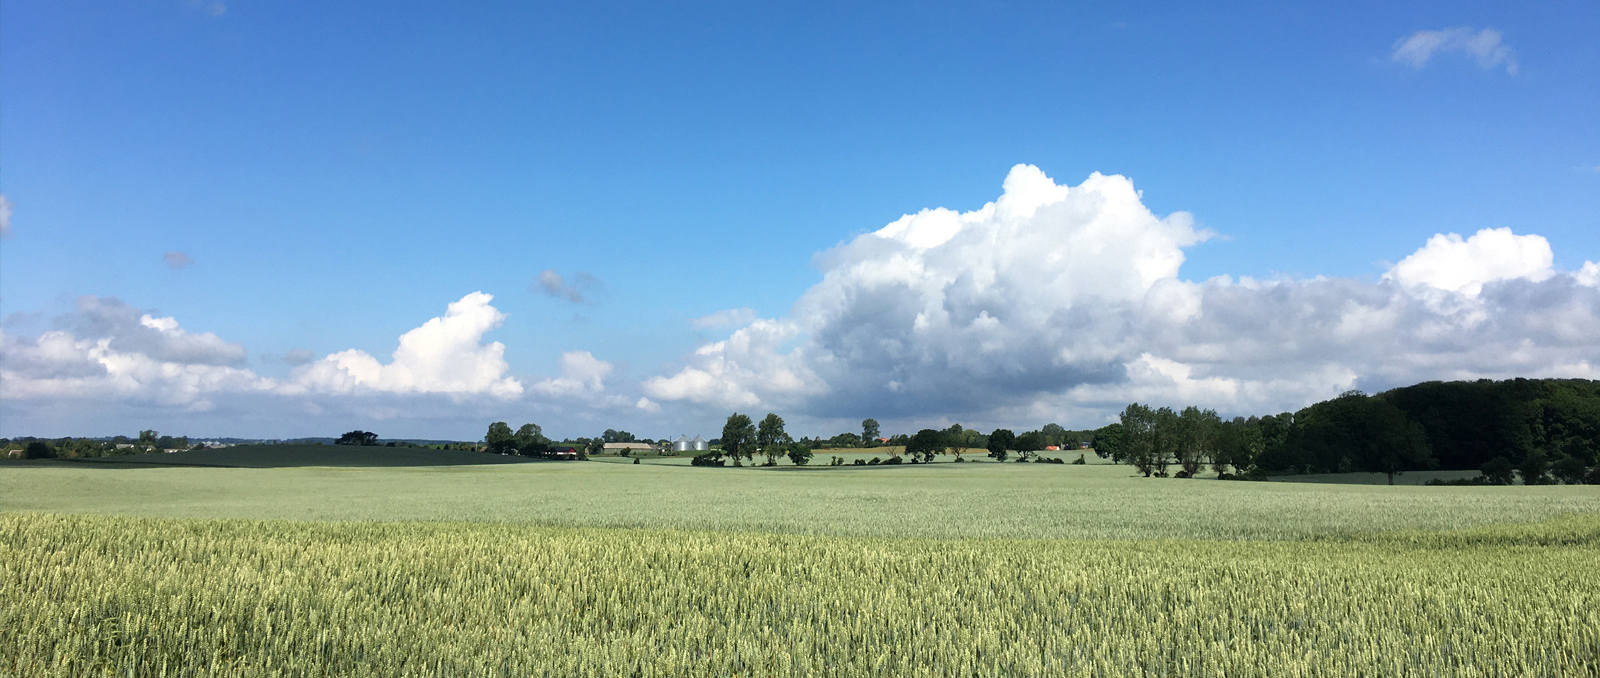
188,0,227,17
1392,27,1518,75
535,269,602,303
163,252,194,270
0,194,13,237
691,307,758,329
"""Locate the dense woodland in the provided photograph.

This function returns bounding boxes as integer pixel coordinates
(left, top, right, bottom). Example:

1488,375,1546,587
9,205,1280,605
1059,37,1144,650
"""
1089,378,1600,484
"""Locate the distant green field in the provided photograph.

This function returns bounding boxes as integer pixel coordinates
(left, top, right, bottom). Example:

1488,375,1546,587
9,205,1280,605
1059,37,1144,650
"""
4,450,1597,540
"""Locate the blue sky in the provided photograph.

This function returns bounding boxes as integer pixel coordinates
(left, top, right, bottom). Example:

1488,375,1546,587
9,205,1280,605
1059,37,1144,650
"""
3,0,1598,440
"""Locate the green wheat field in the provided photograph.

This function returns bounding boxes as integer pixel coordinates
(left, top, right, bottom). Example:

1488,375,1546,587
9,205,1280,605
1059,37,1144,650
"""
3,449,1598,676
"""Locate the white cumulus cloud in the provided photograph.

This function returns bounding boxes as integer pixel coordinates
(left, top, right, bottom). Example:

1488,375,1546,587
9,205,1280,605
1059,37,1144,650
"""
1392,27,1518,75
642,164,1600,427
530,351,614,397
1385,227,1554,296
291,292,522,398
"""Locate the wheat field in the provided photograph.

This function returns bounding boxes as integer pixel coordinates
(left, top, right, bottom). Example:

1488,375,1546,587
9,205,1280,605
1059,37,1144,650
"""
3,512,1597,677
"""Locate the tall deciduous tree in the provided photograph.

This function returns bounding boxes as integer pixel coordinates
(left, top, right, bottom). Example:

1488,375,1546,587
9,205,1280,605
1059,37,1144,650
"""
1013,431,1045,462
987,429,1015,462
907,429,946,464
1119,404,1158,476
485,422,515,454
1091,423,1126,462
862,419,881,446
722,413,756,466
757,413,789,466
514,424,549,455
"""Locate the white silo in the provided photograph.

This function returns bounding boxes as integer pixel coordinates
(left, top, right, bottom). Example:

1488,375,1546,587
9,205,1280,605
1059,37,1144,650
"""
691,435,708,451
672,435,693,453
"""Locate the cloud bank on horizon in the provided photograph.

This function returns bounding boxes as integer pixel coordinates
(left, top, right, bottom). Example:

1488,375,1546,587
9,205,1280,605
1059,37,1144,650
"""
3,165,1597,435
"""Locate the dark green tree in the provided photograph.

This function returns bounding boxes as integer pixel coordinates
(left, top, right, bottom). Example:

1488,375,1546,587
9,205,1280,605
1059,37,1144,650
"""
515,423,549,455
1120,404,1159,476
785,442,813,466
987,428,1015,462
1480,456,1516,485
722,413,756,466
907,429,946,464
757,413,789,466
485,422,515,454
336,430,379,446
1013,431,1045,462
23,441,54,459
602,429,636,443
1091,423,1126,462
1518,449,1553,485
862,419,881,446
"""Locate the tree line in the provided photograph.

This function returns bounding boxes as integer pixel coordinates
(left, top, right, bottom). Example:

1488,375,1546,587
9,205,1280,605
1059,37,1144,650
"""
1088,379,1600,485
2,430,191,459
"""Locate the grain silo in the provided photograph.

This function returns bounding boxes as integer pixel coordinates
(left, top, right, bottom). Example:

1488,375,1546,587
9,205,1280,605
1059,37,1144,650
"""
672,435,693,453
691,435,708,451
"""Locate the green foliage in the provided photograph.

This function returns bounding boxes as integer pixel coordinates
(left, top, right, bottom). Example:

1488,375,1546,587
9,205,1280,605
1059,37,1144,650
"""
514,423,549,455
905,429,945,464
861,418,880,445
23,442,54,459
757,413,789,466
1480,456,1516,485
986,429,1014,462
484,422,515,454
1091,423,1126,462
335,430,379,446
722,413,756,465
785,443,813,467
601,429,636,443
690,451,726,467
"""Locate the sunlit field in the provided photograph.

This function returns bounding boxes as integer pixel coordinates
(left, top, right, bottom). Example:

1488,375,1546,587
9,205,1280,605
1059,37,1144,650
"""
5,453,1598,540
4,513,1596,677
3,451,1597,676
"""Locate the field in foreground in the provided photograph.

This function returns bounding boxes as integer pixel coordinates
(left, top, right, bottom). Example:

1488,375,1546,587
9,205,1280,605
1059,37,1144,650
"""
3,513,1596,677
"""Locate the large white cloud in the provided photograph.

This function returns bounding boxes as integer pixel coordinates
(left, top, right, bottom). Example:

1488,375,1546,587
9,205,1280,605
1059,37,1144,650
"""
1,297,270,409
643,164,1600,427
1,292,525,415
289,292,522,398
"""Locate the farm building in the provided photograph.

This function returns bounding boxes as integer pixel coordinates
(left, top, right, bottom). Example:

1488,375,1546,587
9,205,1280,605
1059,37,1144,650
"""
543,446,579,460
603,442,654,455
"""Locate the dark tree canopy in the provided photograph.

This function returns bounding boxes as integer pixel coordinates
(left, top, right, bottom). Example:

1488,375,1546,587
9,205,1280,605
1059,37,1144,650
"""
721,413,756,465
336,430,379,446
987,429,1015,462
906,429,946,464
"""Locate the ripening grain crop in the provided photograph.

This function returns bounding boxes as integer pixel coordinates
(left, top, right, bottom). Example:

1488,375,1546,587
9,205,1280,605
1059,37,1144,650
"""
4,513,1596,677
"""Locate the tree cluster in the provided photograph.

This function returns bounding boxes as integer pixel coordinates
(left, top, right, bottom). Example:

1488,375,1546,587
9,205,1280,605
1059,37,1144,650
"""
484,422,553,456
1091,379,1600,485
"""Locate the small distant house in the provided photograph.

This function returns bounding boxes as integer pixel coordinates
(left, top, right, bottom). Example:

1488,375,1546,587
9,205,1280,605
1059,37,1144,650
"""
1080,441,1092,449
545,446,579,460
1045,445,1060,451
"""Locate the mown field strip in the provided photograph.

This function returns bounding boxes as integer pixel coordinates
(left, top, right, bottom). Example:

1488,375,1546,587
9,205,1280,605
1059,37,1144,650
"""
4,513,1596,677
